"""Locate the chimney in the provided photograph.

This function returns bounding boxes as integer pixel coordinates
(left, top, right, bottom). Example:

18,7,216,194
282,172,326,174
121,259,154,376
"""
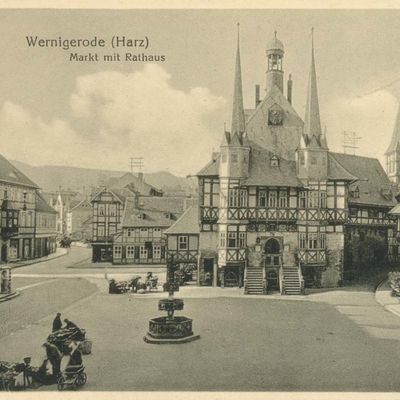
138,172,143,182
287,74,293,105
255,84,261,108
134,191,140,209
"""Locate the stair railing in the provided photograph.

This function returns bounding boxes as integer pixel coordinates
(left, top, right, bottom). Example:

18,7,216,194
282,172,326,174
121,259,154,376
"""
243,261,248,294
298,262,305,295
262,262,267,295
279,257,285,295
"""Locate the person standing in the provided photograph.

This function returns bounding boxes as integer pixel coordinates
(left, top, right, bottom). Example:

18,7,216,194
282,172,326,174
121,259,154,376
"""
52,313,62,332
42,342,62,378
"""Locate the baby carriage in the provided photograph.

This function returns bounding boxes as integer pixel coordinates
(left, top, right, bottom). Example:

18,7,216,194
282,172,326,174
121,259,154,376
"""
57,366,86,391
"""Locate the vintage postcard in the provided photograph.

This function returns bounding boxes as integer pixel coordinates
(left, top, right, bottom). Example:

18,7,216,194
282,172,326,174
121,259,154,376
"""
1,1,400,399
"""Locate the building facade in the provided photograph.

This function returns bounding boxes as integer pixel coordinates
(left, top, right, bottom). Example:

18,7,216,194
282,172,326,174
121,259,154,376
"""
166,30,398,294
112,196,186,265
66,199,93,241
90,187,127,262
34,192,57,258
0,155,57,263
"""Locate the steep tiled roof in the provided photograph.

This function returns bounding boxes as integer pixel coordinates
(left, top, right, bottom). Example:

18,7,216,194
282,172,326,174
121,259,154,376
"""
197,141,301,187
165,206,200,235
90,186,136,204
244,141,302,187
389,203,400,215
327,154,357,181
35,192,56,214
137,196,187,215
0,154,38,188
122,198,181,228
330,152,395,207
196,155,220,177
70,199,92,211
107,173,163,195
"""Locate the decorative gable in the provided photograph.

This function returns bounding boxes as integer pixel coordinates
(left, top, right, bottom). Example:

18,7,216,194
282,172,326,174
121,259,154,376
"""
267,103,284,126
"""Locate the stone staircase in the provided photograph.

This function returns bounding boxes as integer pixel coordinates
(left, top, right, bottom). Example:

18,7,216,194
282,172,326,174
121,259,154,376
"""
281,266,303,295
245,267,265,295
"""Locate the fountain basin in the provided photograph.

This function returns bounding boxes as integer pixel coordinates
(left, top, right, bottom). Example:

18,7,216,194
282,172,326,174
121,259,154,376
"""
143,316,200,344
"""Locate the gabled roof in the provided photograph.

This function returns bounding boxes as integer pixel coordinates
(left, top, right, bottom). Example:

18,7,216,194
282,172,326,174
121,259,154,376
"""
389,203,400,215
165,206,200,235
121,198,183,228
35,192,56,214
0,154,38,189
70,199,92,211
106,173,163,196
327,153,357,181
90,186,136,204
330,152,396,207
196,155,220,177
137,196,187,215
247,84,303,126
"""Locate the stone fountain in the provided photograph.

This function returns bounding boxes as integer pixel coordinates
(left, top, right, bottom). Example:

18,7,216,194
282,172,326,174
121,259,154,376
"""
143,256,200,344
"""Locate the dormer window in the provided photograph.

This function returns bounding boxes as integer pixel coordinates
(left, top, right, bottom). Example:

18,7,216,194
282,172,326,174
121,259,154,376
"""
164,212,174,219
270,155,279,167
351,186,360,199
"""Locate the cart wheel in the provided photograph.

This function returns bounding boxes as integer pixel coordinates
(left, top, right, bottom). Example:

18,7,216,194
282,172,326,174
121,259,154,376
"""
77,372,87,386
57,376,65,391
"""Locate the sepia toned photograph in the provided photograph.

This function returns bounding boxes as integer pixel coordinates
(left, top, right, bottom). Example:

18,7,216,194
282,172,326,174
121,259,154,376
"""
2,2,400,396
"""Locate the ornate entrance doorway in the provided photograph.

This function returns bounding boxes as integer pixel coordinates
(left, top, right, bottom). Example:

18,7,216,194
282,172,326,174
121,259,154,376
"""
264,238,281,265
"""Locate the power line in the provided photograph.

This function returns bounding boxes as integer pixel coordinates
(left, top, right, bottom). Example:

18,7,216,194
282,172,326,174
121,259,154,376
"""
342,131,362,155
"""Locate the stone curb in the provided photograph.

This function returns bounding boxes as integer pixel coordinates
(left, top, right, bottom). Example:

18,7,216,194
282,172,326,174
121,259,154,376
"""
0,291,20,303
375,279,400,318
8,249,68,270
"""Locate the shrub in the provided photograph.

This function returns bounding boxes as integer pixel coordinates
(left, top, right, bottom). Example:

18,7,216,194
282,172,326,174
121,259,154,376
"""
388,271,400,296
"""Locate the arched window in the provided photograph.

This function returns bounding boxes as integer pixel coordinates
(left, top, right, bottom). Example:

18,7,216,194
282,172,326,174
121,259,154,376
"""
264,238,280,254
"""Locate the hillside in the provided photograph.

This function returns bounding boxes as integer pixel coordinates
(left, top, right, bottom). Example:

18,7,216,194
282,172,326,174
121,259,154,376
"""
10,160,197,194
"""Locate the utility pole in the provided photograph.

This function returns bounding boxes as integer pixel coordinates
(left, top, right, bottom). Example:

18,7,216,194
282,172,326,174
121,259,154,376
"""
342,131,362,155
129,157,144,174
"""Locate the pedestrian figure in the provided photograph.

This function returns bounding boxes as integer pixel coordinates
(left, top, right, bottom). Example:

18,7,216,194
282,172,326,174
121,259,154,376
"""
65,341,83,376
52,312,62,332
64,318,79,330
42,341,62,378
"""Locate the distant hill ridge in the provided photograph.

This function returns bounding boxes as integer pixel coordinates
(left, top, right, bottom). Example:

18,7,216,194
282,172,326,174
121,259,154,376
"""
10,159,197,193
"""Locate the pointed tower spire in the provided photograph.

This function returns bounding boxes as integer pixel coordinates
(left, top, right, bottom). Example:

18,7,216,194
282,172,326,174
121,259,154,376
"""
303,27,322,142
231,22,246,138
320,125,329,149
385,104,400,155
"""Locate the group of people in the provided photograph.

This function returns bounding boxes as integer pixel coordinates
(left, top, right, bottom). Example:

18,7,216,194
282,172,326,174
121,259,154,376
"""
52,313,79,332
40,313,84,382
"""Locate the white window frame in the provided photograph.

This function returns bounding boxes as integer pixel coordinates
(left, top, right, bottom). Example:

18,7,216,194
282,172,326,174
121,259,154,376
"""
114,246,122,258
153,245,161,259
179,236,188,250
127,245,134,258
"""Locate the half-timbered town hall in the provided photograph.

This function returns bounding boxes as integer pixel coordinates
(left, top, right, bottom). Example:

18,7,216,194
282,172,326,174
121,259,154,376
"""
166,29,398,294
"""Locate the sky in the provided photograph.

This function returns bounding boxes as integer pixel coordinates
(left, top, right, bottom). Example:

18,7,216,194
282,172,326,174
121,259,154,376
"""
0,9,400,176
